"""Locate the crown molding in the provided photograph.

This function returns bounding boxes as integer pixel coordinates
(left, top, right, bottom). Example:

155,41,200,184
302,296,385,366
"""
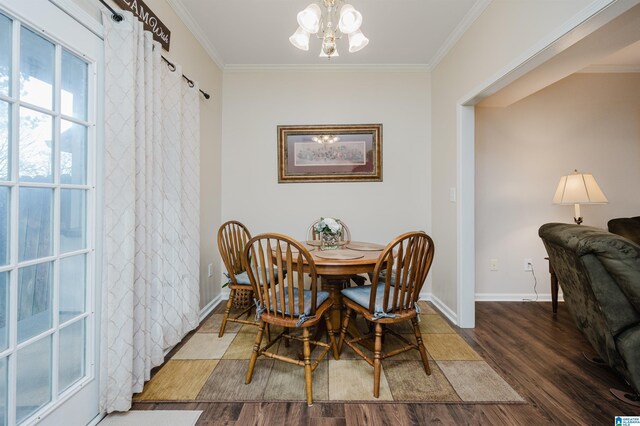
428,0,492,70
224,63,431,73
578,64,640,73
165,0,225,70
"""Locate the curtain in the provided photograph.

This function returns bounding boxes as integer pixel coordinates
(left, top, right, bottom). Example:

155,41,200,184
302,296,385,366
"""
100,11,201,413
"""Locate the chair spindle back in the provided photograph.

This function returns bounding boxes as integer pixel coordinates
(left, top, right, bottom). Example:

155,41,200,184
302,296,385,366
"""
370,231,434,314
243,233,318,320
218,221,252,285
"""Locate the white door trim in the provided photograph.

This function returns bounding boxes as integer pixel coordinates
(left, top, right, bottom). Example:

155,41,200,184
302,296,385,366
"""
456,105,475,328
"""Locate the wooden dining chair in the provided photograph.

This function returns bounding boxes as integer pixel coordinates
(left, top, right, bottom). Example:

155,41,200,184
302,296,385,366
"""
338,231,435,398
243,233,339,406
217,220,260,337
307,220,366,287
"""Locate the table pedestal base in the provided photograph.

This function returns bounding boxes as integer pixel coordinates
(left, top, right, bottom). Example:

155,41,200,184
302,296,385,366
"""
321,276,350,331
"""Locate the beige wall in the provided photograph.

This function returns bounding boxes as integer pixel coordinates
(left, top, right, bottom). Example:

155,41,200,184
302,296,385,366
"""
70,0,628,318
221,71,432,292
72,0,223,309
476,73,640,299
431,0,600,316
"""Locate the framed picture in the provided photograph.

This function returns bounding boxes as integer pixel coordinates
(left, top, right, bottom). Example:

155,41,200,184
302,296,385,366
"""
278,124,382,183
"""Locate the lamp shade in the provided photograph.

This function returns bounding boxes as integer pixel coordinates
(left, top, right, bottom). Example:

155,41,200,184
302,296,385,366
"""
338,4,363,34
297,3,322,34
289,27,310,51
348,29,369,53
552,171,608,205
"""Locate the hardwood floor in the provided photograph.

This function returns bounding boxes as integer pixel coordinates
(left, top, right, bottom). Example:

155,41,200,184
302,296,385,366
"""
132,302,638,425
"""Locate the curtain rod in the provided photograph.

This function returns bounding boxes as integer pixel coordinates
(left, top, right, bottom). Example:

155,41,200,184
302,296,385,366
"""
161,56,211,99
99,0,123,22
98,0,211,100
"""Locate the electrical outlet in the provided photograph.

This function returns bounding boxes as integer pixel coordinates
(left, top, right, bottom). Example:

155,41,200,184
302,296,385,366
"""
524,259,533,271
490,258,498,271
208,263,214,277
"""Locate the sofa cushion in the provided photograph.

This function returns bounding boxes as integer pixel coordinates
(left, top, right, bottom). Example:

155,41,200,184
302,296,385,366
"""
608,217,640,246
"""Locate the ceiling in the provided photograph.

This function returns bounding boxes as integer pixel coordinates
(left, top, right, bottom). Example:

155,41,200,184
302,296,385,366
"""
590,39,640,67
172,0,482,68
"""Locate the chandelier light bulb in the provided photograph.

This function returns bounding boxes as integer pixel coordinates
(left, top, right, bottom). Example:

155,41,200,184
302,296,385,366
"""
348,29,369,53
297,3,322,34
312,135,340,144
289,27,311,51
338,4,362,34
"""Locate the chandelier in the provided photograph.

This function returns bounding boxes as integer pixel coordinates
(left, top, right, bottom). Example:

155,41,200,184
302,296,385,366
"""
289,0,369,59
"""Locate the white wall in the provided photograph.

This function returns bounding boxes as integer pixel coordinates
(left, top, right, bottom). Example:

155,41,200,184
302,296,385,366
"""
431,0,608,320
71,0,224,310
222,70,431,291
475,72,640,300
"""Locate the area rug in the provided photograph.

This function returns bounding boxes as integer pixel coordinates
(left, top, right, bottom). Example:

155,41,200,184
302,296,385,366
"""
133,301,524,404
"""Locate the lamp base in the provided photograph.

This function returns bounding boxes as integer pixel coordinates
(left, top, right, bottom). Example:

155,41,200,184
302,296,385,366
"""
574,217,583,225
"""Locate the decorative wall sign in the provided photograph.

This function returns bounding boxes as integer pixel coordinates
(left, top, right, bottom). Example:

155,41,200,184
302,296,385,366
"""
278,124,383,183
113,0,171,51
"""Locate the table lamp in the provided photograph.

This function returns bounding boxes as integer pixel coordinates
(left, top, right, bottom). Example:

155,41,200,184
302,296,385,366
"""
553,169,608,225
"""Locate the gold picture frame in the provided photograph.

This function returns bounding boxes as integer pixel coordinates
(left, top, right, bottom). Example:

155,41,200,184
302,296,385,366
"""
278,124,383,183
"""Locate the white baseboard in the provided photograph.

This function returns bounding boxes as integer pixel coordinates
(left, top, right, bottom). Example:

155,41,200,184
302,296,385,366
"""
163,294,224,357
199,294,223,323
87,413,106,426
475,293,565,302
419,292,459,326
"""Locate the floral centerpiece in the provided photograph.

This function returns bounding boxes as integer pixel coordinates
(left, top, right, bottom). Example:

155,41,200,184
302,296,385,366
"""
315,217,343,250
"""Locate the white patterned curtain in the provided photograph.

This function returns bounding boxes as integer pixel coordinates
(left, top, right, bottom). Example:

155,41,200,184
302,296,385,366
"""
100,11,201,413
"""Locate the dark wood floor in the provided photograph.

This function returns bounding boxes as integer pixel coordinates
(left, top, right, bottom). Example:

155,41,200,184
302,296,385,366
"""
132,302,639,425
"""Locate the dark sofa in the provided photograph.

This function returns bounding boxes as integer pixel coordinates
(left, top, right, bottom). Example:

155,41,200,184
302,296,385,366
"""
539,223,640,396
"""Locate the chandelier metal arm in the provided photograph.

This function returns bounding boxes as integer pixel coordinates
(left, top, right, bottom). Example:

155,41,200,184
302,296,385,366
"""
314,30,344,41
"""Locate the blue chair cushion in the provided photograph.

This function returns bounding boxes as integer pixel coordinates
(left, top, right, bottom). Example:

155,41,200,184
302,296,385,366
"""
342,283,389,313
234,266,280,285
234,271,252,285
272,288,330,317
